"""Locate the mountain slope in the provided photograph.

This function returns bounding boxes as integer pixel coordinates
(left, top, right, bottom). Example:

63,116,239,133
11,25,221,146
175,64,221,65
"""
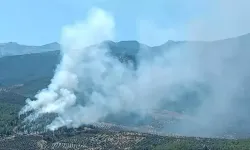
0,50,60,85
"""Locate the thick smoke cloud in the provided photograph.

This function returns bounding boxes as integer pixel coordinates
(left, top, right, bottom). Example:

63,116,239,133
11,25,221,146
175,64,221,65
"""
19,8,117,130
19,7,201,131
20,7,250,138
172,41,250,137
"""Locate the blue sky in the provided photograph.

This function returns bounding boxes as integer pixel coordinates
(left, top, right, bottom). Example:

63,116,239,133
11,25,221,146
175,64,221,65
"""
0,0,250,46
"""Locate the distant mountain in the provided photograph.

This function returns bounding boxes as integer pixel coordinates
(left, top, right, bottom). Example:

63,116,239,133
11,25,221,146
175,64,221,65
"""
0,42,60,57
1,33,250,87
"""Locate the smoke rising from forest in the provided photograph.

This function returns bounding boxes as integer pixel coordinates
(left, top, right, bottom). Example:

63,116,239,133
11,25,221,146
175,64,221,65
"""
20,7,250,137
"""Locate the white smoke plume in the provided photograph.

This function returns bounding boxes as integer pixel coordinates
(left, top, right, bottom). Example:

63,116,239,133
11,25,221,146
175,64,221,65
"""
19,7,117,130
19,7,202,131
19,6,250,138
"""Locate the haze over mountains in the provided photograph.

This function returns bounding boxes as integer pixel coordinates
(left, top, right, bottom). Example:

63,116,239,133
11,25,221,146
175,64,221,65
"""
1,33,250,87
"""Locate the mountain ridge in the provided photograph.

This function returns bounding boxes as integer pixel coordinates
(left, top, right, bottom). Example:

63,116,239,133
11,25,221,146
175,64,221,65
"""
1,32,250,87
1,32,250,57
0,42,60,57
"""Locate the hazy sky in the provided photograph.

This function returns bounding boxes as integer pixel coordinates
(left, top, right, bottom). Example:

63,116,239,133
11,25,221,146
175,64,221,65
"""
0,0,250,45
